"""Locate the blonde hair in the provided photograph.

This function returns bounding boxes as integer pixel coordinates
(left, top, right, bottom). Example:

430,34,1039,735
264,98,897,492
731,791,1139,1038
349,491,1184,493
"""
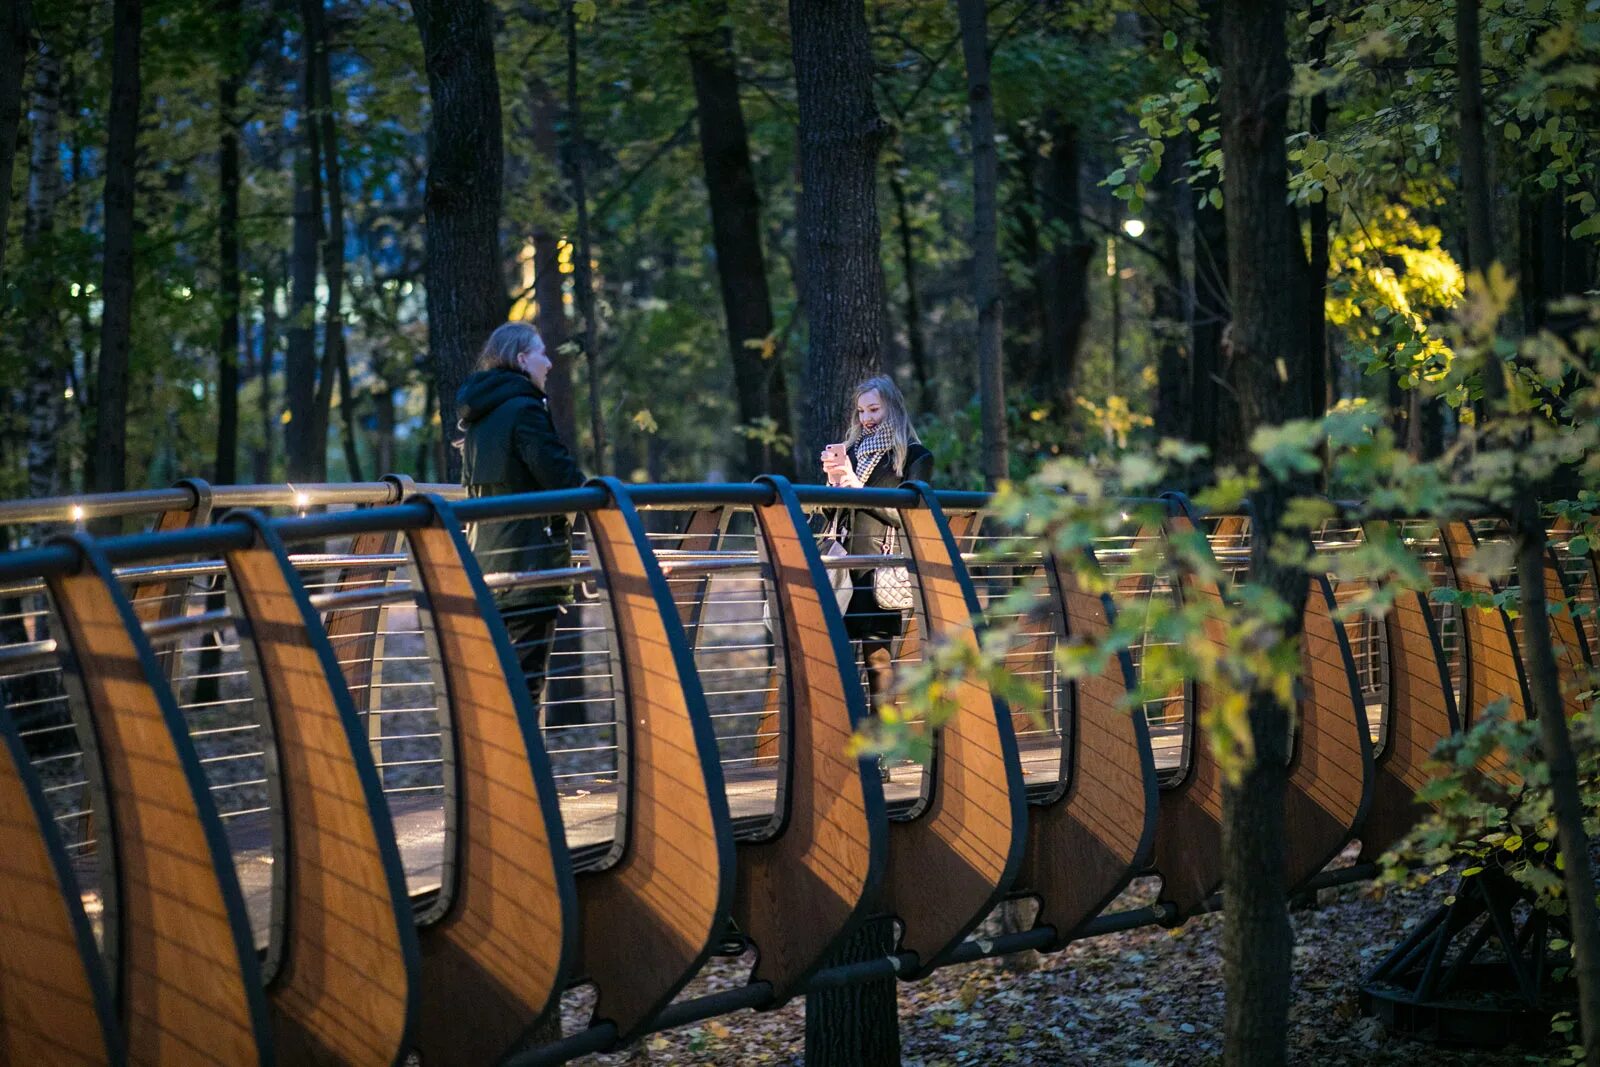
842,375,919,474
475,321,544,374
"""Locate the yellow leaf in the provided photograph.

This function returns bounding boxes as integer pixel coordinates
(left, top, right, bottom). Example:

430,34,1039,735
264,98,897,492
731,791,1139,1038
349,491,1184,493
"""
1504,834,1523,852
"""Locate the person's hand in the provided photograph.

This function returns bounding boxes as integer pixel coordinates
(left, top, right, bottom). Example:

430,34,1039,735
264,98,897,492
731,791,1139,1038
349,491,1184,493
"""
833,466,862,489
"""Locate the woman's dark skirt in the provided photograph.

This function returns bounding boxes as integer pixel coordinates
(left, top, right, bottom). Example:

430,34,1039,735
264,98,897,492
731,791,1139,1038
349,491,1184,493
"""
843,571,905,642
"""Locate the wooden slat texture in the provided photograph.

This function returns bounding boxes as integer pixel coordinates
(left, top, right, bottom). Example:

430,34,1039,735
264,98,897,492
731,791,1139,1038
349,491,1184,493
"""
1349,565,1459,863
1284,576,1373,889
576,479,734,1040
223,515,417,1066
0,699,120,1066
882,485,1026,976
322,529,399,715
1014,549,1156,947
1150,514,1227,918
403,499,577,1064
1439,522,1530,783
127,482,212,627
670,507,727,646
47,539,270,1066
1544,550,1592,720
735,476,885,1004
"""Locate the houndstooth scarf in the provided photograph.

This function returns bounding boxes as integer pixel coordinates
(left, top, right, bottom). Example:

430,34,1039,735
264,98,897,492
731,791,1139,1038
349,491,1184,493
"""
852,424,896,485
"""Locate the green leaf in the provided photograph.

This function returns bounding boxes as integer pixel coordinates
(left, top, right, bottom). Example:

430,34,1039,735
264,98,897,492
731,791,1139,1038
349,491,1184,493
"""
1569,536,1590,555
1207,186,1223,210
1163,30,1178,50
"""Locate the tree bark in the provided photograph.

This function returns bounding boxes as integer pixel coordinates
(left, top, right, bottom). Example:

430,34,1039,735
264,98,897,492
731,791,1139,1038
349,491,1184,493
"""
1306,10,1331,423
529,82,578,449
284,90,322,480
1457,1,1600,1058
0,0,32,278
955,0,1007,487
888,168,931,408
215,0,243,487
22,42,63,503
254,267,279,483
564,0,606,472
789,0,888,477
1152,144,1189,442
804,917,900,1067
305,0,359,481
413,0,506,481
1037,114,1093,412
1217,0,1305,1063
90,0,142,496
686,6,793,479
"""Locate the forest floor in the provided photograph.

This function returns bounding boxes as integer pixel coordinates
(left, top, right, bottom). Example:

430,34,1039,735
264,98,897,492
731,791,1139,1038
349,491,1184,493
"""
562,870,1564,1066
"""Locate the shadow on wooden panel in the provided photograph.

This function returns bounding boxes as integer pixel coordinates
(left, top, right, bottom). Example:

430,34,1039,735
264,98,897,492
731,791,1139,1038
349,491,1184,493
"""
403,497,578,1065
1543,548,1593,720
223,512,417,1067
47,535,271,1065
668,507,727,649
881,482,1026,977
322,529,399,717
1285,575,1374,889
1347,538,1460,863
0,697,121,1066
1014,547,1157,948
1149,511,1228,919
576,478,734,1041
735,476,885,1005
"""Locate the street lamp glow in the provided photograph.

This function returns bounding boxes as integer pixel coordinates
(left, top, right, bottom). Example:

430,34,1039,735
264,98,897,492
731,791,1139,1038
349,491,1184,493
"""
70,505,85,524
1122,218,1146,239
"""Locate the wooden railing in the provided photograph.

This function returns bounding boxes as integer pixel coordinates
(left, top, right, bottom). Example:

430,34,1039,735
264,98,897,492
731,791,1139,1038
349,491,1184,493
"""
0,478,1593,1065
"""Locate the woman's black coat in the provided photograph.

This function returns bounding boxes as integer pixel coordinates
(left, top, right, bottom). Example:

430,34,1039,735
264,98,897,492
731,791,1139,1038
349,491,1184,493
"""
457,367,586,607
837,440,934,639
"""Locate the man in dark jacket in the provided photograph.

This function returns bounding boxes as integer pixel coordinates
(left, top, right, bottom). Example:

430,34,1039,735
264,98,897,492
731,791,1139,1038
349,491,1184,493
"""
457,322,586,709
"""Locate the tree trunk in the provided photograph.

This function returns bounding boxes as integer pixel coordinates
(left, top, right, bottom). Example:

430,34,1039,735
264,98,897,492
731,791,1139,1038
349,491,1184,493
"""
789,0,888,477
1306,11,1331,423
215,0,243,487
90,0,142,496
254,268,279,483
529,82,578,448
804,917,900,1067
955,0,1006,487
0,0,32,278
1457,1,1600,1058
888,168,931,409
687,7,793,479
306,0,359,481
413,0,506,481
284,33,323,484
564,0,606,472
22,42,63,503
1217,0,1305,1063
1037,114,1093,412
1152,136,1189,440
1192,0,1234,466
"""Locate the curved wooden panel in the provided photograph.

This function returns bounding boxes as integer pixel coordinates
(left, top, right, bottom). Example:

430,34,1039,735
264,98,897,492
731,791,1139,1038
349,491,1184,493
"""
1439,522,1530,727
882,483,1026,977
1350,564,1460,863
322,529,399,716
1150,513,1227,918
735,476,885,1005
403,497,577,1064
1284,576,1373,888
669,507,727,647
46,537,270,1066
577,478,734,1041
1439,522,1530,783
222,513,417,1066
1014,548,1156,947
0,699,121,1066
1543,550,1591,720
127,479,213,628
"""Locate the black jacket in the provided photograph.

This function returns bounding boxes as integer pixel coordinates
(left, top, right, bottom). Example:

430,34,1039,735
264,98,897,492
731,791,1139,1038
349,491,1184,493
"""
457,368,586,607
839,440,934,556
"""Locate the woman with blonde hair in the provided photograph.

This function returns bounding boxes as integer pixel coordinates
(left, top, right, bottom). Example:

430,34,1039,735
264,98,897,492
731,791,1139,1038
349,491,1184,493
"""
820,375,934,736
